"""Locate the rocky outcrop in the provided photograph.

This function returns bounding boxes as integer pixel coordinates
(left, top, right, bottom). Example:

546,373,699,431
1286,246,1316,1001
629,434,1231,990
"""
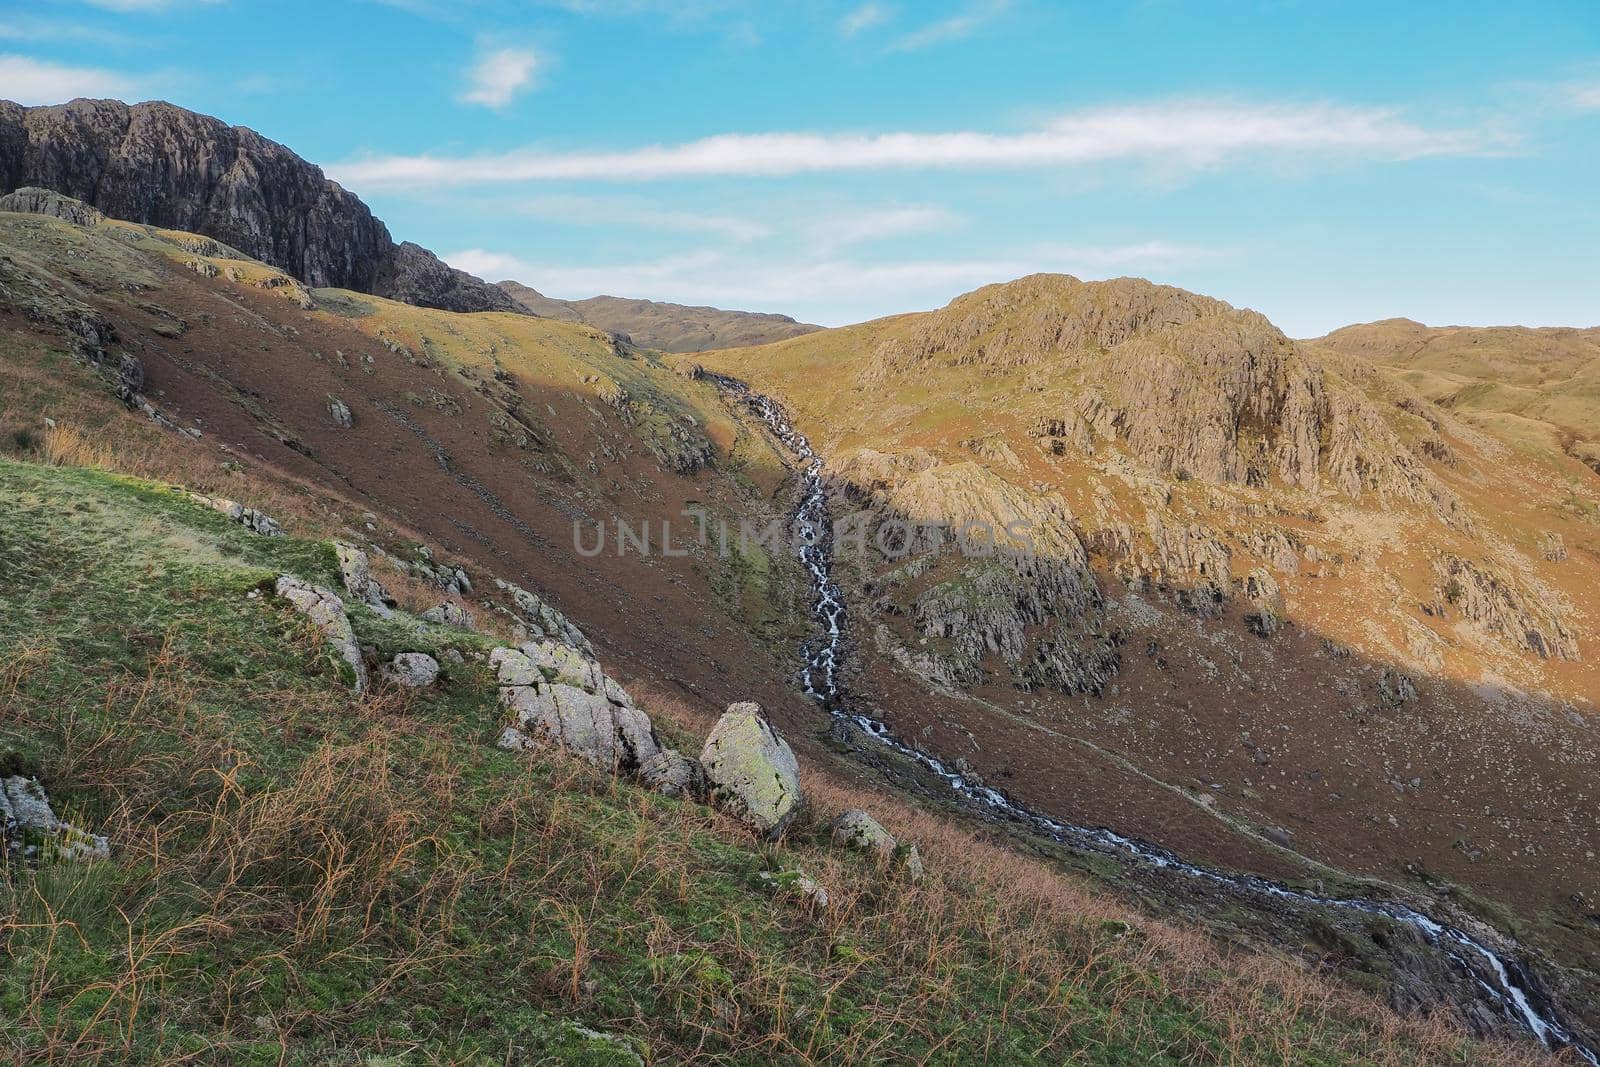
0,98,520,315
0,249,144,403
638,749,708,800
189,492,284,537
494,578,591,654
421,602,474,630
1435,555,1578,661
274,575,367,692
334,542,395,615
699,703,802,838
492,643,661,772
1,776,109,864
0,185,102,224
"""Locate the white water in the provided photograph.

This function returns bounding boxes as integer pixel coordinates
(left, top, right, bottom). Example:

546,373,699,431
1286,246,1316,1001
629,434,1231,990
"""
730,381,1596,1063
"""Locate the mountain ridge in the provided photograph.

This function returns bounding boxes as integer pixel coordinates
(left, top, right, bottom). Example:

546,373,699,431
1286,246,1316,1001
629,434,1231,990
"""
0,97,519,315
497,279,822,352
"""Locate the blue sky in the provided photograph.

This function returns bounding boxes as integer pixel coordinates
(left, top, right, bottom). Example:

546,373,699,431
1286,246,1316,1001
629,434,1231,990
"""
3,0,1598,334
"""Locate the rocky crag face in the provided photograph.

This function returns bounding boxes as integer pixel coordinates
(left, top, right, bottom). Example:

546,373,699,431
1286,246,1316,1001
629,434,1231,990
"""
0,98,517,315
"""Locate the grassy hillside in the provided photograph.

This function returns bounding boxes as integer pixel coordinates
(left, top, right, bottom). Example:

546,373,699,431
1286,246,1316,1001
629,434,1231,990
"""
0,454,1510,1064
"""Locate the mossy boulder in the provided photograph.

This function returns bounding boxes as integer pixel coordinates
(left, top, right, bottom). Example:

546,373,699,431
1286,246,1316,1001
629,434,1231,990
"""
700,703,801,838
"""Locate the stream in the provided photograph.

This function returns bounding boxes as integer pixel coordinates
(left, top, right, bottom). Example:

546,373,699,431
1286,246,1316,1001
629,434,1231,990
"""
725,379,1597,1063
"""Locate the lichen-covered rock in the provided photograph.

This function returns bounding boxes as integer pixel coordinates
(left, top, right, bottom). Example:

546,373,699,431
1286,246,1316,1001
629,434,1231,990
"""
1,776,109,863
274,575,367,692
757,868,830,909
334,541,395,616
638,749,707,800
382,652,439,689
492,645,661,772
421,602,475,630
830,809,924,881
700,703,802,838
831,809,895,856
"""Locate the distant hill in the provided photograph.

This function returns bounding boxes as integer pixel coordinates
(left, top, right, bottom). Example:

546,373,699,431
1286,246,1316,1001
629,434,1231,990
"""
0,97,519,315
497,281,820,352
1313,317,1600,470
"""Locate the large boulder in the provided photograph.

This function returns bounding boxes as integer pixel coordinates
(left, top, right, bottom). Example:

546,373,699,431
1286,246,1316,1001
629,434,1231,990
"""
492,645,661,772
274,575,367,692
699,703,801,838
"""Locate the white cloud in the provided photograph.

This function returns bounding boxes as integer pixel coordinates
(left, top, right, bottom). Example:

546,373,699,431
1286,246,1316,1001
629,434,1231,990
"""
441,241,1221,322
461,46,540,109
839,3,891,37
890,0,1007,51
0,54,137,105
333,98,1504,189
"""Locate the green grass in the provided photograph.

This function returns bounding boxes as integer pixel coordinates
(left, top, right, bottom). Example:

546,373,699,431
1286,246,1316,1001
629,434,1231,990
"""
0,456,1503,1064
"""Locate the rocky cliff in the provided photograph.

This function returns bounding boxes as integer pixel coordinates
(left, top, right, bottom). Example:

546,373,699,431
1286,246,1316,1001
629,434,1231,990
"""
0,98,518,315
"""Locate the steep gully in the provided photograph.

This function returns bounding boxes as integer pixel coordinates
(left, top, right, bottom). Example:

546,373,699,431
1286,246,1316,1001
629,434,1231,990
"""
718,378,1597,1062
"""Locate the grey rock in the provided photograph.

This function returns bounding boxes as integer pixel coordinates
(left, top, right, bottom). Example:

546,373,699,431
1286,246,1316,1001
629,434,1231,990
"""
188,491,284,537
493,577,592,653
700,703,802,838
831,808,924,881
334,541,394,616
421,602,474,630
382,652,439,688
492,645,661,772
638,749,707,800
757,869,830,910
327,396,353,428
0,185,104,224
2,775,109,863
274,575,367,692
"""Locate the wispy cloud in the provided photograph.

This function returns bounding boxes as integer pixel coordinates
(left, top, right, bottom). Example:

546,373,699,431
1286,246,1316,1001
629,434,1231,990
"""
839,3,891,37
804,204,958,252
333,99,1507,189
460,46,540,109
517,194,771,241
890,0,1007,51
1568,83,1600,111
0,54,139,105
440,240,1222,321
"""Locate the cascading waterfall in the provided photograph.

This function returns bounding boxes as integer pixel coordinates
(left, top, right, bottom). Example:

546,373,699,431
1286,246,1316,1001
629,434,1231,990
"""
725,379,1597,1064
